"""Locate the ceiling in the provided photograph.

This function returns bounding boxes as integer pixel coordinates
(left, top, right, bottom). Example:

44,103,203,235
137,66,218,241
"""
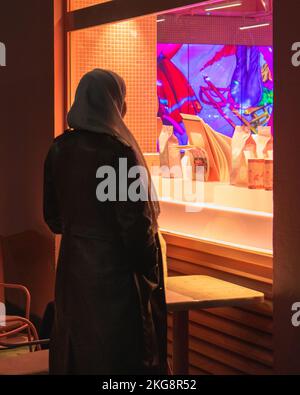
163,0,272,18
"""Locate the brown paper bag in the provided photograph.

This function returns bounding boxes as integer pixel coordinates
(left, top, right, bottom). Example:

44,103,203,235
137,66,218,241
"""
181,146,209,181
158,125,182,178
230,125,256,186
255,126,273,159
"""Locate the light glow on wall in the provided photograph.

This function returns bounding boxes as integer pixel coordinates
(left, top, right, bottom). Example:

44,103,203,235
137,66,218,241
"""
70,16,158,152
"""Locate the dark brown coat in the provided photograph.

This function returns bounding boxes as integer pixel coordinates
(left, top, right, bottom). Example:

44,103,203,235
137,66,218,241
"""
43,129,167,375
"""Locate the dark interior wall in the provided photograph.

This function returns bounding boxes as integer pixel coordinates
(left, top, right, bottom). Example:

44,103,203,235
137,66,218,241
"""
274,0,300,374
0,0,56,319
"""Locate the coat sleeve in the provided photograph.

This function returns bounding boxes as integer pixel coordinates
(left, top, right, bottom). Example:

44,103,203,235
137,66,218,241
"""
114,145,159,276
43,146,62,234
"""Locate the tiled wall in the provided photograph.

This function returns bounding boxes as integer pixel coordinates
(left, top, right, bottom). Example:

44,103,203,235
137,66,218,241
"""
70,17,158,152
70,0,112,11
158,15,273,46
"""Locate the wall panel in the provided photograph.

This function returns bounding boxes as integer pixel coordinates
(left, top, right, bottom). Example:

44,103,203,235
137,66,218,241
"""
70,16,158,152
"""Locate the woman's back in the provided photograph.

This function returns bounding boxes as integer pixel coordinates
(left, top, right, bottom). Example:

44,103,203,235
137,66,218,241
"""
45,130,147,374
45,129,124,240
44,68,167,375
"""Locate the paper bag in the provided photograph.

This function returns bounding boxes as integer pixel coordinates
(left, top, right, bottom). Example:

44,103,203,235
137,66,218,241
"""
255,126,273,159
158,125,182,178
230,125,256,186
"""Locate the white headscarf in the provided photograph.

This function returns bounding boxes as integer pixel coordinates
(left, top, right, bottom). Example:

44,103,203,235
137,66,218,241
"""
67,68,160,235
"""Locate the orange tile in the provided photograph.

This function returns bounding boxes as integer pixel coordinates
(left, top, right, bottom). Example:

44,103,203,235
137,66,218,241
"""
69,16,158,152
70,0,112,11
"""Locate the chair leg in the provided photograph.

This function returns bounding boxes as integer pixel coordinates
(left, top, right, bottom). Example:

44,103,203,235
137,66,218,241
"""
27,326,33,352
167,358,173,375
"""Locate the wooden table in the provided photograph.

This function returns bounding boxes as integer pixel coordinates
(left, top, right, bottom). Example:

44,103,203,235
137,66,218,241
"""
0,350,49,375
166,275,264,375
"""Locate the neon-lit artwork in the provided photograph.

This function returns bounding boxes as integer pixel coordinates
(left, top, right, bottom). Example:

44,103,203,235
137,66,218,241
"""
157,44,273,144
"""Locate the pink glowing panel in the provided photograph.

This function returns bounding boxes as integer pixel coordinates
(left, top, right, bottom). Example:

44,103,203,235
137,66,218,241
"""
157,43,273,145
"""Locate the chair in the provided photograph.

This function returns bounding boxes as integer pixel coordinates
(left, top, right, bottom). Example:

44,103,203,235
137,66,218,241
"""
0,282,39,351
0,282,50,375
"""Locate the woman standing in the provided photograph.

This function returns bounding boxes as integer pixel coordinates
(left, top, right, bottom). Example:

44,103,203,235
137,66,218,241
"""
43,69,167,375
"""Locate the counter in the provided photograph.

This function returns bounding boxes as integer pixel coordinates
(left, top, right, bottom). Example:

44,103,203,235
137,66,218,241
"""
152,176,273,253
